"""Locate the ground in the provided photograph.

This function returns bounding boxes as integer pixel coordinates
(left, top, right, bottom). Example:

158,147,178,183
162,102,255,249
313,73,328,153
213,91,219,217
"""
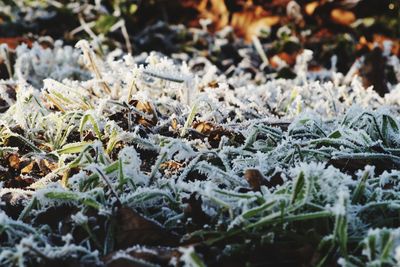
0,1,400,266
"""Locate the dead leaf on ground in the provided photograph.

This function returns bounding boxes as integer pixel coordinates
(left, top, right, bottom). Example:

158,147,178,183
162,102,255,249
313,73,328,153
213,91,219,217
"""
194,121,214,135
20,158,58,176
231,8,280,41
7,153,20,170
130,100,158,127
244,169,284,191
330,8,356,25
4,175,35,188
197,0,230,30
305,1,319,16
115,206,180,249
160,160,184,172
193,121,244,148
171,118,179,130
244,169,267,191
20,161,35,174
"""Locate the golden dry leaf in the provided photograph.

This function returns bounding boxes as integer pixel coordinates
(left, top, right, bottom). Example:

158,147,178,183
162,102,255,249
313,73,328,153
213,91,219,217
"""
40,159,58,172
230,5,279,41
21,161,35,174
305,1,319,16
8,154,20,170
195,0,279,41
134,100,158,126
208,80,219,88
193,121,214,135
160,160,183,172
244,16,280,41
171,118,178,130
330,8,356,25
136,101,153,114
197,0,229,29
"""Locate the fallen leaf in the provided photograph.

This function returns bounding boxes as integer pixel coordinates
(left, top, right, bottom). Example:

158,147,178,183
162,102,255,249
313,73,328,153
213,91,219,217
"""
330,8,356,25
115,206,180,249
197,0,229,30
7,153,20,170
305,1,319,16
20,161,35,174
194,121,214,135
171,118,179,130
244,169,284,191
41,158,58,171
245,16,280,41
160,160,184,175
244,169,266,191
130,100,158,127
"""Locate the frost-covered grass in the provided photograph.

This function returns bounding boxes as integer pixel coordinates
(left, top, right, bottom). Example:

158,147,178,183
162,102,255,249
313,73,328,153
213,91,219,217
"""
0,39,400,266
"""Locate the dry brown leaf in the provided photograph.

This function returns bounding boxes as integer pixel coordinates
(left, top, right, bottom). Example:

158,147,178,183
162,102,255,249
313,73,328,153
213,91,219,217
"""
160,160,184,174
195,0,280,41
305,1,319,16
197,0,229,29
193,121,214,135
330,8,356,26
136,101,153,114
115,206,180,249
207,80,219,88
244,169,266,191
8,154,20,170
131,100,158,127
171,118,178,130
40,158,58,172
244,16,280,41
20,161,35,174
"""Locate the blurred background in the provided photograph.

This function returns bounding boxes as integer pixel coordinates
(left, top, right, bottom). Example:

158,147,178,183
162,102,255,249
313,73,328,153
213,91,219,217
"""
0,0,399,95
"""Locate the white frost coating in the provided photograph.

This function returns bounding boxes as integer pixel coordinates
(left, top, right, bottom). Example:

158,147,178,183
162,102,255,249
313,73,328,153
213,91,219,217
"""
290,162,354,206
294,49,313,85
395,246,400,266
179,246,205,267
14,42,88,88
118,146,148,185
0,36,399,266
330,189,350,216
71,211,89,225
